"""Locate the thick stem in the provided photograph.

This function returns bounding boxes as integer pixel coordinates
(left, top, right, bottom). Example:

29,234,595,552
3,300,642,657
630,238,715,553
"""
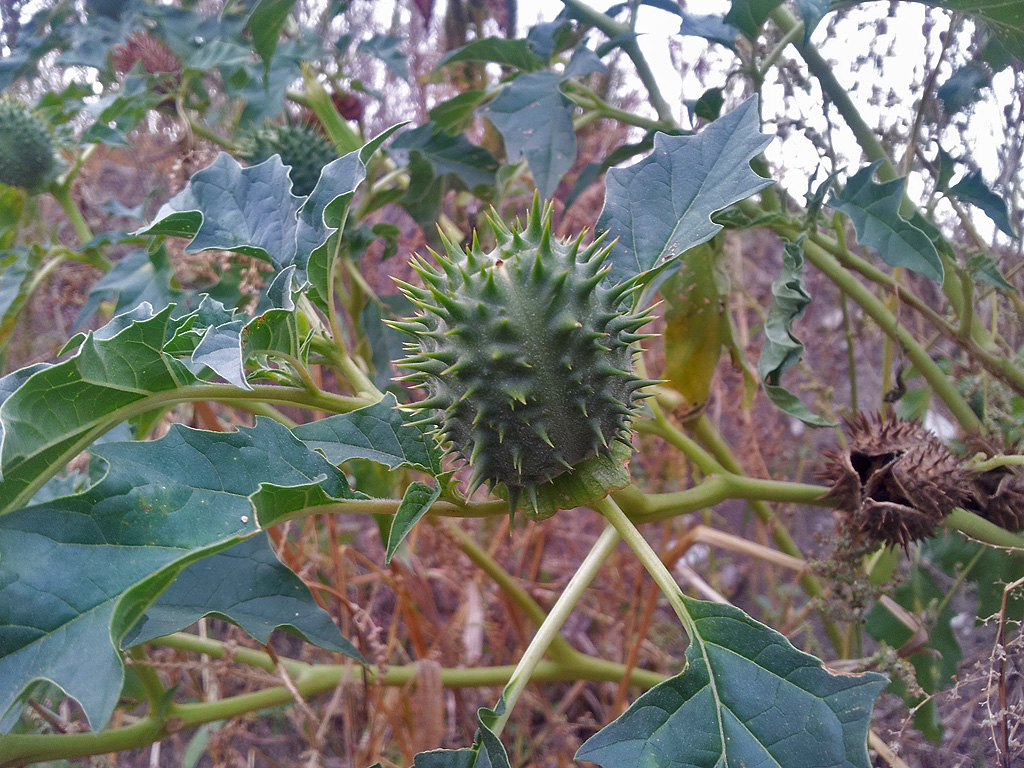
442,520,576,661
560,0,677,126
945,508,1024,551
800,238,982,433
0,635,666,766
492,523,621,736
48,185,111,271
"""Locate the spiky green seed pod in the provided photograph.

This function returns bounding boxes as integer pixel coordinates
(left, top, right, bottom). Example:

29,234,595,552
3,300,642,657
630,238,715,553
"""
391,199,656,520
237,122,336,197
0,99,57,193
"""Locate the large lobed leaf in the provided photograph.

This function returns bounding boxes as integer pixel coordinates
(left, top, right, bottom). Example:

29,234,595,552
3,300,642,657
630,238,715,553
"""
138,126,405,308
0,417,361,732
292,392,443,475
484,71,577,199
123,532,359,659
577,596,887,768
598,96,773,285
0,303,196,514
827,162,943,282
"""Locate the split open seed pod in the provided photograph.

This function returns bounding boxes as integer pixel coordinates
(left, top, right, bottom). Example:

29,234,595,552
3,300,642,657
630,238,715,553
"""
819,413,967,549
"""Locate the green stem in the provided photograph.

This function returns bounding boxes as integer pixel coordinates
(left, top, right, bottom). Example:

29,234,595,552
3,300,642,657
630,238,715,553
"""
256,496,509,526
47,185,111,271
0,638,666,766
562,82,676,133
442,520,576,661
758,19,805,79
593,495,696,638
491,524,621,737
220,399,298,427
800,237,982,433
186,117,238,152
945,508,1024,551
748,202,984,433
127,646,168,711
841,293,859,411
690,415,844,652
964,454,1024,472
4,383,373,514
771,6,896,181
636,403,726,475
560,0,677,126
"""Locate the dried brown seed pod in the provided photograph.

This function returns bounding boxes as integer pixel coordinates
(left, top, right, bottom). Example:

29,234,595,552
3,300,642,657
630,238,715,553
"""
961,439,1024,532
111,32,180,75
819,413,967,549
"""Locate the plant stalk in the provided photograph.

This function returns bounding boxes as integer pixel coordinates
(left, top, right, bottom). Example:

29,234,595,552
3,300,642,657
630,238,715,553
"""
491,523,621,737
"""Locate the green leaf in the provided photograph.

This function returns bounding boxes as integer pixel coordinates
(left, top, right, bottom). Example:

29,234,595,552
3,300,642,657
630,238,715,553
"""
827,162,944,282
190,268,307,390
139,126,404,308
937,61,991,113
0,247,41,355
794,0,830,42
724,0,783,38
949,169,1018,238
661,243,730,411
758,238,834,426
391,123,499,190
429,90,490,135
0,304,197,514
484,72,576,199
598,96,773,284
935,147,956,191
358,34,409,80
186,38,253,70
0,187,23,249
967,254,1015,291
244,0,297,64
292,392,444,475
74,246,184,330
679,13,740,47
139,154,303,271
411,701,510,768
301,123,408,308
0,415,357,732
384,481,440,565
123,532,361,660
436,37,545,73
688,87,724,123
914,0,1024,58
576,596,887,768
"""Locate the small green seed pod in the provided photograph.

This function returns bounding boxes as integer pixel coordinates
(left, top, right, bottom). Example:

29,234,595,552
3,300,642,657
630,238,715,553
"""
0,99,57,194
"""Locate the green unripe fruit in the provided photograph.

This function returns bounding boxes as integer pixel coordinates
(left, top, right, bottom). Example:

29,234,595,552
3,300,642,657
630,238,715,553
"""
237,122,337,197
392,200,657,520
0,99,57,193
